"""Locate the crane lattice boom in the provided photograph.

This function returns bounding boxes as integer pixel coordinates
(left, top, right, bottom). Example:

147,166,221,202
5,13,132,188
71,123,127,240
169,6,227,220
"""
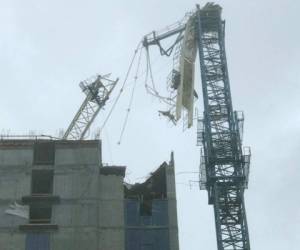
196,3,251,250
63,74,118,140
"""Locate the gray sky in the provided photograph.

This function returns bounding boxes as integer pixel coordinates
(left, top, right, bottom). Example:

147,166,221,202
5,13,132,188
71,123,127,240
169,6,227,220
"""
1,0,300,249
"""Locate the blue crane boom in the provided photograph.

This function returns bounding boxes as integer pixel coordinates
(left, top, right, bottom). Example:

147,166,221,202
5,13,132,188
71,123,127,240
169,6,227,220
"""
196,3,251,250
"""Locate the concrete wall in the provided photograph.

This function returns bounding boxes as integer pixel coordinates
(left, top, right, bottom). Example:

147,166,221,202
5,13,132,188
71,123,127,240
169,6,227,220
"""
0,142,32,250
0,140,125,250
99,174,125,250
51,170,125,250
0,232,25,250
51,163,99,250
166,163,180,250
125,199,170,250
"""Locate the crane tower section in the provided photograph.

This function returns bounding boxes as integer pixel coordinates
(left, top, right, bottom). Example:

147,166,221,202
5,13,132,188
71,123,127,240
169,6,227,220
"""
196,3,251,250
63,75,118,140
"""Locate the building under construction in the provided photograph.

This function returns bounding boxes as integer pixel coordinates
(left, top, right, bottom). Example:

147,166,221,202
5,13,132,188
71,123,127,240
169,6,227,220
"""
0,2,253,250
0,139,179,250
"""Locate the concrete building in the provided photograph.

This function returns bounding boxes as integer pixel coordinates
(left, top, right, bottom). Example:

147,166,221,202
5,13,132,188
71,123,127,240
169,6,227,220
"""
0,139,179,250
124,152,179,250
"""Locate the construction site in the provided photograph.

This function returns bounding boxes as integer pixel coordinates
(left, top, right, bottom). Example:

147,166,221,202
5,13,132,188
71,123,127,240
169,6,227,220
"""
1,1,299,250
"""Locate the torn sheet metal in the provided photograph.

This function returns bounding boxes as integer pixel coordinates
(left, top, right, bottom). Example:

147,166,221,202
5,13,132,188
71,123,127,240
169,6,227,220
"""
5,202,29,219
176,15,197,127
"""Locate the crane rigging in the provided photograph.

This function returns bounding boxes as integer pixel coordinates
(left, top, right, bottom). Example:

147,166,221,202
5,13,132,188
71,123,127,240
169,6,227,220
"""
143,11,198,129
143,3,251,250
63,74,118,140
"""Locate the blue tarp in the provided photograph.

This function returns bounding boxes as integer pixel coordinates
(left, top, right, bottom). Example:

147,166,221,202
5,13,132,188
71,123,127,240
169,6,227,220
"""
126,229,169,250
26,233,50,250
125,199,170,250
125,199,168,226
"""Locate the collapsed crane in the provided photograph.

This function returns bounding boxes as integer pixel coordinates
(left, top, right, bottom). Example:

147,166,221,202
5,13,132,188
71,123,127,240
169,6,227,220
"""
63,74,118,140
196,4,251,250
143,3,251,250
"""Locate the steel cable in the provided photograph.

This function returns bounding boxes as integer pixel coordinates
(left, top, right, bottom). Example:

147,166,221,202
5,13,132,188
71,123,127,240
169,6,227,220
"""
100,42,142,131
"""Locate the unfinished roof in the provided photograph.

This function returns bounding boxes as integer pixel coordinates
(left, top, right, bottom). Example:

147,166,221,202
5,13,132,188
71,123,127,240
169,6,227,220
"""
124,158,174,200
0,139,101,149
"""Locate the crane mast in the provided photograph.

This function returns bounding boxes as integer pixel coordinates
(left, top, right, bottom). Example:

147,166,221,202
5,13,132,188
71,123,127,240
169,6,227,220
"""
143,3,251,249
196,4,250,250
63,74,118,140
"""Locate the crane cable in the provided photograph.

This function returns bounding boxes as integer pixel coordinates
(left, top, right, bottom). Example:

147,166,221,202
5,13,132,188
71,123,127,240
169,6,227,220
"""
101,11,192,134
144,48,175,106
118,43,179,144
100,42,142,131
117,46,143,145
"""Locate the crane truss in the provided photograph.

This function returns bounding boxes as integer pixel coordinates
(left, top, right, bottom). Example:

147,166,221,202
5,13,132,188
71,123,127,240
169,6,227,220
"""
196,4,251,250
63,75,118,140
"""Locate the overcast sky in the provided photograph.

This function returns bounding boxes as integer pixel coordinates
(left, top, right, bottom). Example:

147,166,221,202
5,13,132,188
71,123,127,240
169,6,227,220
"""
0,0,299,249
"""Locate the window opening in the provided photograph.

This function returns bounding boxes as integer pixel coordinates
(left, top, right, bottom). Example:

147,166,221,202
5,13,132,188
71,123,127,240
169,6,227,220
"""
29,206,52,224
31,170,54,195
33,141,55,165
140,199,152,216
